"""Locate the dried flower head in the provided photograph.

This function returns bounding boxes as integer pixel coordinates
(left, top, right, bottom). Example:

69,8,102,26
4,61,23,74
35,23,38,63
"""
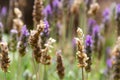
56,50,65,79
33,0,44,27
75,28,89,68
40,38,56,65
40,48,51,65
111,37,120,80
71,0,83,13
14,8,22,18
0,42,10,72
29,30,40,47
88,2,100,15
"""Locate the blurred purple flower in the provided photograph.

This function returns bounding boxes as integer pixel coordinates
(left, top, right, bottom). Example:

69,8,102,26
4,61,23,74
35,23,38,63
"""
52,0,60,8
88,18,96,35
93,25,100,37
72,38,77,48
116,4,120,15
43,4,53,17
106,59,112,68
85,35,93,47
0,6,7,16
41,20,50,37
103,8,110,23
21,25,29,37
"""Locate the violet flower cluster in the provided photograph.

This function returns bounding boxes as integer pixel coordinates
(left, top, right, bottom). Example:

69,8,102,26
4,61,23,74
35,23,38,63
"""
92,25,101,54
85,35,93,72
87,18,96,35
18,25,29,56
103,8,110,23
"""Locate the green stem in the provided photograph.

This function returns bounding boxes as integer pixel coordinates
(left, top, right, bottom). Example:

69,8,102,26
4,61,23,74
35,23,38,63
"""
82,68,84,80
43,65,48,80
17,56,22,80
4,72,6,80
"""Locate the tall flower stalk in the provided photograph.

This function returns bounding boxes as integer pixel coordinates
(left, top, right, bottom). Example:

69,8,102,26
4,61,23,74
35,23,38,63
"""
18,25,29,56
85,35,93,72
75,28,89,80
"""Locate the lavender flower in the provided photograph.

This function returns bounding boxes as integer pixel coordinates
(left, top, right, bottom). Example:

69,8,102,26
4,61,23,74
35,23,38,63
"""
21,25,29,37
87,18,96,35
103,8,110,23
92,25,100,52
85,35,93,72
85,35,93,50
52,0,60,8
18,25,29,56
41,20,50,37
43,4,53,18
0,6,7,16
106,59,112,68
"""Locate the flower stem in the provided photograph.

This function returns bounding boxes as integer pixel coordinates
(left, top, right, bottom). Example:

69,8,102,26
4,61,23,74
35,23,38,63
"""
4,72,6,80
82,68,84,80
43,65,48,80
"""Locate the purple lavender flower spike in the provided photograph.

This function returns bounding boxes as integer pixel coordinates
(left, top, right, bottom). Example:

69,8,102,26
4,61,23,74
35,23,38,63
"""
85,35,93,55
43,20,50,37
85,35,93,72
103,8,110,23
21,25,29,37
0,6,7,16
92,25,100,52
116,4,120,15
93,25,100,37
18,25,29,56
43,4,53,17
88,18,96,35
106,59,112,68
52,0,60,8
85,35,93,48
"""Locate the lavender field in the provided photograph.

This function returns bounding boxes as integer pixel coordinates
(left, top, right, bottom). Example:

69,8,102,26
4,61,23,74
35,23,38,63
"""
0,0,120,80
